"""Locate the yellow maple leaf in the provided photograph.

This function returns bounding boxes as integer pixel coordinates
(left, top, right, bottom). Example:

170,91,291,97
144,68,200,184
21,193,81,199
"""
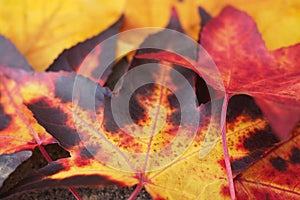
0,0,125,71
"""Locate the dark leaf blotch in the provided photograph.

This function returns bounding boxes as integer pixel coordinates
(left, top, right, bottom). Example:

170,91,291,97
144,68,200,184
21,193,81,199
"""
0,104,11,131
27,98,81,148
269,157,288,172
243,127,279,151
290,147,300,164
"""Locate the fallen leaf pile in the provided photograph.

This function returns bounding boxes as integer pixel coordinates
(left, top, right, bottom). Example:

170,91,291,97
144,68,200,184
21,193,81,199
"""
0,1,299,200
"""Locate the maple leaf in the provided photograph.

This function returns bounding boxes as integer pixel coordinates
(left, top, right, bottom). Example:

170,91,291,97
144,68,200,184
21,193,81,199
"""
0,66,280,199
235,123,300,199
197,0,300,49
136,6,300,141
0,0,124,71
47,17,123,86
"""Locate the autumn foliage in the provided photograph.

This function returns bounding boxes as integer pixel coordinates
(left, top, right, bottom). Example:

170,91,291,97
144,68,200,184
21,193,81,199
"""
0,1,299,200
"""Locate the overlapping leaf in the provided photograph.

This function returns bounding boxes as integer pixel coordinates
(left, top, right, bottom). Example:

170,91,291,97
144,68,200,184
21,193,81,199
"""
47,17,123,86
0,0,125,71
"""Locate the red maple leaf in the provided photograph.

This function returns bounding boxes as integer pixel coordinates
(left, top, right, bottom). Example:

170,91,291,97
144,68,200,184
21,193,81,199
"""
137,6,300,141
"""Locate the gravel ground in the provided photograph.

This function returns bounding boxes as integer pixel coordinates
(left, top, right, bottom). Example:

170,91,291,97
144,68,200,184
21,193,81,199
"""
10,186,151,200
0,144,152,200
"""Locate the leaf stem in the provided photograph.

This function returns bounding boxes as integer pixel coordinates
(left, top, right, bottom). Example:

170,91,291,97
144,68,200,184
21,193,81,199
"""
221,93,235,200
38,145,82,200
68,187,82,200
128,182,144,200
38,145,52,162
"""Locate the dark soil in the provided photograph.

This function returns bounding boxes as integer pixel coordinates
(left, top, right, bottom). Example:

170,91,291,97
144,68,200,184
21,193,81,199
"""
0,144,152,200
